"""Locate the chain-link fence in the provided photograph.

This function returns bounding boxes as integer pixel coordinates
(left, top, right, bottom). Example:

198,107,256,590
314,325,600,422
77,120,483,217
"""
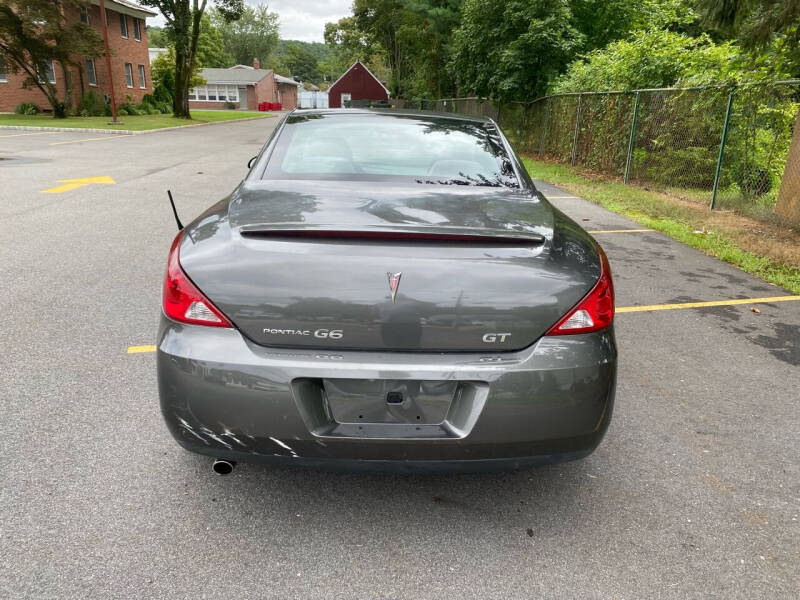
398,82,800,223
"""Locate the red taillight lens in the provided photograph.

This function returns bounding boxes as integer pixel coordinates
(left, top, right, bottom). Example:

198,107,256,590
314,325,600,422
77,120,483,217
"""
162,232,233,328
546,245,614,335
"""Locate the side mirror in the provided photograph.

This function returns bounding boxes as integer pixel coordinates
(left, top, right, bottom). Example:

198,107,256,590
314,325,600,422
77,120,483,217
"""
247,155,258,169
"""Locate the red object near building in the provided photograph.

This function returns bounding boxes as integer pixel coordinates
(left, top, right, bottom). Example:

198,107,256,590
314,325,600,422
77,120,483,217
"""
328,61,390,109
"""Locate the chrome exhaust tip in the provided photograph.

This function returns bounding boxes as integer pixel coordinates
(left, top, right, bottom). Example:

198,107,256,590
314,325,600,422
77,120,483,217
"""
212,459,236,475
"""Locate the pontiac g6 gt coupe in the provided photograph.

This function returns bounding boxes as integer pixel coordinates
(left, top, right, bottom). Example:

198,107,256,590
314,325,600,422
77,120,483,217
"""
157,109,616,474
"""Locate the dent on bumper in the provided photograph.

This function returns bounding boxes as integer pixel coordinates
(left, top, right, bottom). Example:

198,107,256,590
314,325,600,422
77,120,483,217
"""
157,317,616,464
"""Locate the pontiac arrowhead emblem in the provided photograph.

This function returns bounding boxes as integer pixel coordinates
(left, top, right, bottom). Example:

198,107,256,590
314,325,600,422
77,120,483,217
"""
387,272,402,303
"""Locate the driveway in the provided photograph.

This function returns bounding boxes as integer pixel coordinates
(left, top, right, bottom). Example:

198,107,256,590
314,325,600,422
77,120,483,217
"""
1,119,798,598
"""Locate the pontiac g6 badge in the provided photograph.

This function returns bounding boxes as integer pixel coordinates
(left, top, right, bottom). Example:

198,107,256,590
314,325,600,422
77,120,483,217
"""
387,272,402,303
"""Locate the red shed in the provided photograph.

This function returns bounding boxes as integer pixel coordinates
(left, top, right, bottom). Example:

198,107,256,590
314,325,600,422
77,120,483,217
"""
328,61,390,108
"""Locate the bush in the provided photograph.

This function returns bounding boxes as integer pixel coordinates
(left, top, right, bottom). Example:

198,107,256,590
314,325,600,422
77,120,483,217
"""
118,95,141,116
139,93,171,114
153,82,172,105
15,102,39,115
225,101,236,110
738,167,772,197
633,146,718,189
80,90,106,117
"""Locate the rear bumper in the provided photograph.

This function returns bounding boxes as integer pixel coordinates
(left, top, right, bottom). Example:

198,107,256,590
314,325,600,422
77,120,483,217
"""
157,316,616,470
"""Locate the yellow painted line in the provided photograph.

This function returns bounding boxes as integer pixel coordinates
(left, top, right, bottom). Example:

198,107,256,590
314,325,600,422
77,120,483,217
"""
617,296,800,313
588,229,653,234
127,345,157,354
49,135,128,146
124,296,800,354
0,131,60,138
41,175,115,194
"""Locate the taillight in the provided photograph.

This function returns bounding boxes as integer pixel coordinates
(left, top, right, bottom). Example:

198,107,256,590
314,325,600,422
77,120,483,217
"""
162,232,233,327
546,245,614,335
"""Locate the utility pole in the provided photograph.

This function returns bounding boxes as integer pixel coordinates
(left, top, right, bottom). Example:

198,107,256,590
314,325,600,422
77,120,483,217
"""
98,0,119,124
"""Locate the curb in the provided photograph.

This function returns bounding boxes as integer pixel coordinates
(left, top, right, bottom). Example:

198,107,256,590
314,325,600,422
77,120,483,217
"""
0,113,276,136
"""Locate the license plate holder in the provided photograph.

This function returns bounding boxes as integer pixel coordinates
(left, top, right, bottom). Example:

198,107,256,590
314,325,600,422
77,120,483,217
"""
322,379,456,425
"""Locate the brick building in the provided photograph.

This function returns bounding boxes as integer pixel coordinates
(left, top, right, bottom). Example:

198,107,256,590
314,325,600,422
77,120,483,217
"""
0,0,155,113
189,63,300,111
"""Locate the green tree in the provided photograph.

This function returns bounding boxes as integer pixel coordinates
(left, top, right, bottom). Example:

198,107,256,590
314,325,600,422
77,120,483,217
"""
139,0,243,118
150,47,206,99
0,0,103,117
401,0,461,98
351,0,416,95
212,3,279,67
197,14,234,67
552,28,792,93
147,26,168,48
327,0,460,98
324,15,386,82
699,0,800,72
451,0,583,101
569,0,698,52
283,43,321,82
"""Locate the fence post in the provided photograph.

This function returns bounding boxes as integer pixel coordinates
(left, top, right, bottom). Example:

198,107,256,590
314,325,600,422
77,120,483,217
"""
570,93,583,166
539,98,551,156
711,90,735,210
624,91,641,183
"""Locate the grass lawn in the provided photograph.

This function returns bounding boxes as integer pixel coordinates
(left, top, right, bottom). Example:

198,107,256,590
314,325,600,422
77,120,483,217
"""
0,110,272,131
522,156,800,295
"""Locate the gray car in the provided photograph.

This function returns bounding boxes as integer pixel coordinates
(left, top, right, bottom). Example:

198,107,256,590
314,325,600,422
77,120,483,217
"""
157,109,617,474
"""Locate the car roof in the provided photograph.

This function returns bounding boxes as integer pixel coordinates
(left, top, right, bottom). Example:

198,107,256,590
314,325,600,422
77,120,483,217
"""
289,107,494,124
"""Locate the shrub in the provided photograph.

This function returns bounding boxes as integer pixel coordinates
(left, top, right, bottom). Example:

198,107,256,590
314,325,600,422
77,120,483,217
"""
138,93,171,114
15,102,39,115
153,82,172,105
224,101,236,110
80,90,106,117
738,167,772,197
118,95,141,116
633,146,718,189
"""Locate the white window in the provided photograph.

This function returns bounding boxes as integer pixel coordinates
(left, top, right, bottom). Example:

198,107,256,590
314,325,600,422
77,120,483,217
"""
188,84,239,103
86,59,97,86
0,58,7,83
340,93,351,106
133,18,141,41
137,64,146,89
119,13,128,38
80,7,89,24
38,60,56,84
124,63,133,88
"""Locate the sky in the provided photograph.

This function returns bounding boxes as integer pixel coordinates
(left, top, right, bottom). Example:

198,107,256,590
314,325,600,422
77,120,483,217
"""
149,1,352,43
265,0,352,42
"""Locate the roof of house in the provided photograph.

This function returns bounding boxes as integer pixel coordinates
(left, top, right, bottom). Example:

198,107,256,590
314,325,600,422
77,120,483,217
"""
200,67,301,87
329,61,391,97
92,0,157,18
275,74,301,86
201,68,274,85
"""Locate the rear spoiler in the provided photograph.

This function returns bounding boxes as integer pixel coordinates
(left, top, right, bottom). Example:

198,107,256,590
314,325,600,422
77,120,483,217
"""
239,225,545,244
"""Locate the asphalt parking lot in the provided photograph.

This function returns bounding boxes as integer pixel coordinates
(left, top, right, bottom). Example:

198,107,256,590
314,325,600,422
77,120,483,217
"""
1,118,799,599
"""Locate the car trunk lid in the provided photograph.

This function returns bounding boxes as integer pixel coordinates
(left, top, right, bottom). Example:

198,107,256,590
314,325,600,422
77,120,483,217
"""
179,182,600,352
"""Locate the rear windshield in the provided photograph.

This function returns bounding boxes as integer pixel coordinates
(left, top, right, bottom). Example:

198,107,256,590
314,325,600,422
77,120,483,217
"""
263,112,519,187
